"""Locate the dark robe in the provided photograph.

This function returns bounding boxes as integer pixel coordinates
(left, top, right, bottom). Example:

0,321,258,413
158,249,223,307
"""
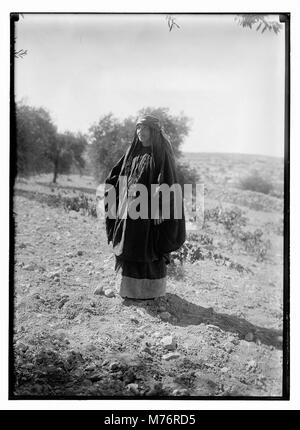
104,135,186,297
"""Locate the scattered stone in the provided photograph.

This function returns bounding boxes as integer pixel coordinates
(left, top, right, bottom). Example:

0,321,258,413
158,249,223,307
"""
142,346,152,354
16,342,28,352
109,362,120,371
245,332,254,342
223,342,234,353
58,297,69,309
152,331,162,338
160,335,177,351
162,352,181,361
207,324,223,332
94,285,105,295
23,263,36,271
246,360,257,371
221,367,229,373
66,252,73,258
146,382,163,396
16,262,25,267
47,270,61,279
77,250,83,256
172,388,190,396
88,373,102,382
66,266,73,272
159,311,172,321
227,335,239,345
130,316,139,324
257,374,266,381
136,308,146,317
56,330,67,340
126,383,139,395
104,289,115,298
25,363,34,369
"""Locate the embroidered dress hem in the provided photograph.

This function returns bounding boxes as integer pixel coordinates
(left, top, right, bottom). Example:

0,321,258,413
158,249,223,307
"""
120,276,166,299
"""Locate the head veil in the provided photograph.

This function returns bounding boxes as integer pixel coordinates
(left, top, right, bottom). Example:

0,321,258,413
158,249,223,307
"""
119,115,177,185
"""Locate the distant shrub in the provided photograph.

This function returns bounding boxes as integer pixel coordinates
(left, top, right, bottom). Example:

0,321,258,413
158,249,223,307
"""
239,171,274,195
187,232,213,245
62,193,97,217
204,206,248,232
176,161,200,188
203,205,271,261
264,218,284,236
172,231,246,269
234,228,271,262
170,237,252,274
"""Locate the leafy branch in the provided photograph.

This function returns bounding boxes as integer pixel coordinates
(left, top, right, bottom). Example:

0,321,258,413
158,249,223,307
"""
166,15,180,32
14,14,28,59
14,48,28,59
235,14,282,35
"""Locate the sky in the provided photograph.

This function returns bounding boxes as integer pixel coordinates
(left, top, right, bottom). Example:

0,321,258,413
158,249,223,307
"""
15,13,285,157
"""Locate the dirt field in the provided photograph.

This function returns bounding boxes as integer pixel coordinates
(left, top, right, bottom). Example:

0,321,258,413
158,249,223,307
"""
12,153,284,398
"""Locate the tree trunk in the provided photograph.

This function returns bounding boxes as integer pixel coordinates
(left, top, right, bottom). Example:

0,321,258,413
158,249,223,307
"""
53,161,58,183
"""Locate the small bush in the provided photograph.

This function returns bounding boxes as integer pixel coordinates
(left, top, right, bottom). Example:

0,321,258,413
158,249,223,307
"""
204,206,248,232
62,193,97,217
239,171,274,195
169,233,251,279
187,232,213,245
234,228,271,262
203,205,271,261
176,161,200,188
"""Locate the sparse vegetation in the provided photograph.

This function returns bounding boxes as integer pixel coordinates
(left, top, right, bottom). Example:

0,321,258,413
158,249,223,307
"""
170,231,253,274
239,171,274,195
13,149,283,397
204,206,248,231
62,193,97,217
203,205,272,261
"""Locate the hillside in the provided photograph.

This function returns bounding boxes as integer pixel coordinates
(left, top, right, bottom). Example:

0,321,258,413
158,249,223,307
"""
13,152,284,398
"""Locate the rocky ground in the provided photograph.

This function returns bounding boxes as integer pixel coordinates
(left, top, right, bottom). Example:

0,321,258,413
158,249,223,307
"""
13,169,284,398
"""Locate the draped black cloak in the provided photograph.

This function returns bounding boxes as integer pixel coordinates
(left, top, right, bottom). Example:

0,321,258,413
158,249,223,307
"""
104,123,186,274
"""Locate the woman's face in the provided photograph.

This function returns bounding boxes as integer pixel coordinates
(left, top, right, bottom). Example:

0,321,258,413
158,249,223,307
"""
136,124,151,146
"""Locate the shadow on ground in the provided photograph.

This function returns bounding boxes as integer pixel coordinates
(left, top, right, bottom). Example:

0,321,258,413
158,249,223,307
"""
122,293,282,350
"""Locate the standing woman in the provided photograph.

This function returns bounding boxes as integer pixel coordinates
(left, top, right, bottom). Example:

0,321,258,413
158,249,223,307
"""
104,115,186,300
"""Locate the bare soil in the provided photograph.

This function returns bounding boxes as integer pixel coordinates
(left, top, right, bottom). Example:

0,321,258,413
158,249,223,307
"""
13,156,284,398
